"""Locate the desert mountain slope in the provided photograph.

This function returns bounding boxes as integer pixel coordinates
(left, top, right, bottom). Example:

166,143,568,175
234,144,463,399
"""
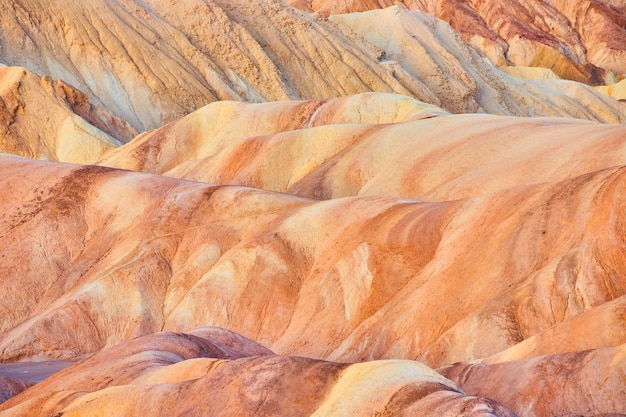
289,0,626,82
1,0,624,131
98,94,626,201
1,155,624,375
327,8,625,121
0,64,134,163
0,0,422,130
441,344,626,417
1,1,625,415
0,329,517,417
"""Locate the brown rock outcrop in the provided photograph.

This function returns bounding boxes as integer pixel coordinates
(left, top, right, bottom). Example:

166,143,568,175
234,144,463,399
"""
0,65,134,162
0,329,517,416
549,0,626,75
288,0,626,83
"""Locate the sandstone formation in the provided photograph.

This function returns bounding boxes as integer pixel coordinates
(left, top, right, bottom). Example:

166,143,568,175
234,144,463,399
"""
1,0,624,131
98,94,626,201
1,93,625,415
548,0,626,75
441,344,626,417
327,8,625,120
0,64,133,163
596,78,626,101
1,0,625,415
494,66,562,81
0,153,624,373
0,0,419,130
0,329,518,416
288,0,626,82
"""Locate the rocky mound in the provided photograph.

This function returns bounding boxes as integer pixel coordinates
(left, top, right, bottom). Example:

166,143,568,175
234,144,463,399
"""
1,0,623,131
98,94,626,201
442,344,626,417
0,1,625,416
288,0,626,83
0,65,134,162
1,154,624,374
0,378,33,405
0,329,517,416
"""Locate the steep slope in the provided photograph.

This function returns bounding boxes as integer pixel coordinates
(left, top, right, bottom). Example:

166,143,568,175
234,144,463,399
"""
1,155,625,375
98,94,626,202
0,0,425,130
441,344,626,417
549,0,626,75
1,0,623,131
289,0,626,82
288,0,509,65
0,329,517,416
327,8,625,121
0,65,133,163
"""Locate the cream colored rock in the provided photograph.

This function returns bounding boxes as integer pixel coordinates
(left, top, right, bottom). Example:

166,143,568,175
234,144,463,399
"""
0,65,134,163
289,0,626,82
497,66,562,81
1,0,623,131
98,94,446,175
0,0,427,130
99,95,626,201
328,8,625,122
596,78,626,101
0,329,517,417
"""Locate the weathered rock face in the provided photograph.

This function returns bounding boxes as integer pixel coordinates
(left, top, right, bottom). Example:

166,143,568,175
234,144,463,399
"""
0,329,518,416
0,0,421,130
288,0,626,83
0,65,134,162
549,0,626,76
441,344,626,417
1,0,623,131
326,9,625,120
0,1,625,415
1,153,625,372
0,87,625,415
98,94,626,201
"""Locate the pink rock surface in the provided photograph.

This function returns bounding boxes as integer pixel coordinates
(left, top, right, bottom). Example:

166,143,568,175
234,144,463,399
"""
1,155,625,375
0,1,625,415
441,344,626,417
0,329,516,416
288,0,626,82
